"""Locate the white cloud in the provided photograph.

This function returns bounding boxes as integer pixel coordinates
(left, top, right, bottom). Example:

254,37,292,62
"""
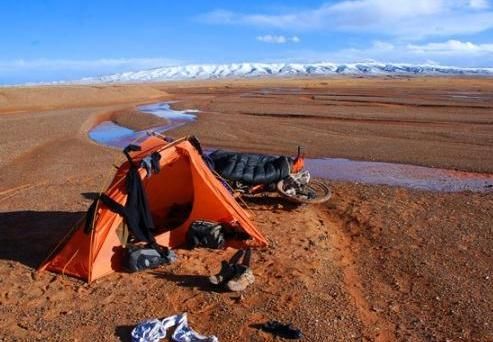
284,39,493,67
200,0,493,39
256,35,300,44
372,41,395,50
407,40,493,54
469,0,490,9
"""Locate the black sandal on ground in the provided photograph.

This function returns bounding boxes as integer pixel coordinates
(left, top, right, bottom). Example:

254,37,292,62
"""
261,320,303,339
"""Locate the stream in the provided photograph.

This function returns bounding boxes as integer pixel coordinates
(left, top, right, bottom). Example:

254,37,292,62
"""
88,101,493,192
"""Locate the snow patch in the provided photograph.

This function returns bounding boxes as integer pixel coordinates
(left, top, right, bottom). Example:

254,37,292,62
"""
42,62,493,85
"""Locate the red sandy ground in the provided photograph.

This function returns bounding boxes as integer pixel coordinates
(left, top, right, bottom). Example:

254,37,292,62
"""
0,78,492,341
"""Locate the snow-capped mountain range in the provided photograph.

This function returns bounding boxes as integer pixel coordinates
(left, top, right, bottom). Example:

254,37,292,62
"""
73,62,493,84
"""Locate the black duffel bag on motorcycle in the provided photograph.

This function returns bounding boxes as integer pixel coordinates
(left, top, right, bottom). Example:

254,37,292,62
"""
208,150,293,185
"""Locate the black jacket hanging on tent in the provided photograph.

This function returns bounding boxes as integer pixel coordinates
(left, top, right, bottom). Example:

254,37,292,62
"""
90,144,157,243
99,165,156,243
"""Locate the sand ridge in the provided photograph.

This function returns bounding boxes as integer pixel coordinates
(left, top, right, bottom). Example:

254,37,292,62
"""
0,84,169,114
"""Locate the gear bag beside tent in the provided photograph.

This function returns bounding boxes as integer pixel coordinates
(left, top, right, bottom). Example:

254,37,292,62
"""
38,136,267,283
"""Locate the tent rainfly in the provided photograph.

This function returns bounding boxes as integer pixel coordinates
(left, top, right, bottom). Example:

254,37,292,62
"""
39,136,267,282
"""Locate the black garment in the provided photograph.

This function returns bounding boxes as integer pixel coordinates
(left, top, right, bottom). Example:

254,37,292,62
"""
140,158,153,178
140,151,162,178
84,198,99,234
208,150,293,185
85,144,156,241
261,321,303,340
188,135,203,155
100,165,156,243
229,248,252,267
150,152,161,173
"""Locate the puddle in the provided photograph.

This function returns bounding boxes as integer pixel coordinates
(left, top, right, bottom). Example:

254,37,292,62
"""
88,101,493,192
139,102,199,121
88,102,198,149
305,158,493,192
449,95,483,99
240,87,304,98
258,87,303,94
88,121,137,148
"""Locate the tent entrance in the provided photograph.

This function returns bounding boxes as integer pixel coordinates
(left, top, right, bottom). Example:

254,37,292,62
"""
144,155,194,233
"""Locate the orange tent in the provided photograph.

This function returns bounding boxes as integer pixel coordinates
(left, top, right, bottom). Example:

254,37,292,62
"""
39,136,267,283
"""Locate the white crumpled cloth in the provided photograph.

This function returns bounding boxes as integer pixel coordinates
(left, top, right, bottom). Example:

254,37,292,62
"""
131,313,219,342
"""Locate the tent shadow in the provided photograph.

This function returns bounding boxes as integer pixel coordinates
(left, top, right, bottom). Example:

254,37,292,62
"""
0,210,85,269
114,325,134,342
151,271,228,293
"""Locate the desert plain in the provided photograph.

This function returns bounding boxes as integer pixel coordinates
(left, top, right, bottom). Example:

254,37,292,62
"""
1,76,492,341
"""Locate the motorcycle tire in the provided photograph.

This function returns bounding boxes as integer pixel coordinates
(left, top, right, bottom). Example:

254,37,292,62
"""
276,179,332,204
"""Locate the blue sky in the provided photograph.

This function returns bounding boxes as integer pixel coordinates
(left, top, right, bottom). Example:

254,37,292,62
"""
1,0,493,84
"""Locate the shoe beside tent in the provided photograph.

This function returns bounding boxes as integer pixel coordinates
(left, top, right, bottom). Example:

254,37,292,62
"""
38,136,267,283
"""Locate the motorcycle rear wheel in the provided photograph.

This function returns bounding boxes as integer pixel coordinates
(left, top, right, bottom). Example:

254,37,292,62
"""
276,179,332,204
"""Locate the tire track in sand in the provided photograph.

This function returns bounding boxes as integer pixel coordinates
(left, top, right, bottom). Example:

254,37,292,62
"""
323,208,397,341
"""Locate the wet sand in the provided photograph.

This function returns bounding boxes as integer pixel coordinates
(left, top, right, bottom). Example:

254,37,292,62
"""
1,77,492,341
164,77,493,173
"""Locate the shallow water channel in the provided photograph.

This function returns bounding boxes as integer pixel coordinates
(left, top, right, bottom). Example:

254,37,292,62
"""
88,102,197,148
89,101,493,192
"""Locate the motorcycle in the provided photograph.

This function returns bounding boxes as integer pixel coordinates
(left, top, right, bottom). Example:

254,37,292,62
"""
209,146,331,205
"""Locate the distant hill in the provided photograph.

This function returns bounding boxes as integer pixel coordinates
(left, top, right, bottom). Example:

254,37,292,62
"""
56,62,493,84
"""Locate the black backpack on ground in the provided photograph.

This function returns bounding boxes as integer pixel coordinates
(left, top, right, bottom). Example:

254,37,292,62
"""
124,244,176,272
186,220,225,249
